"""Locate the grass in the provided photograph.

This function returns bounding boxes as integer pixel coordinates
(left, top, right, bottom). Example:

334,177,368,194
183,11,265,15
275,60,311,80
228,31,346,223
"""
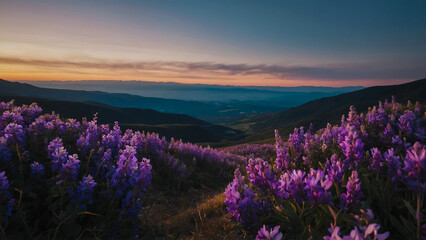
140,190,248,239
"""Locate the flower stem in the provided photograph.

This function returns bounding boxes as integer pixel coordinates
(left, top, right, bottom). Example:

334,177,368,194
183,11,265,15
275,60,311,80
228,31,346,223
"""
16,143,24,188
0,224,6,239
417,181,421,239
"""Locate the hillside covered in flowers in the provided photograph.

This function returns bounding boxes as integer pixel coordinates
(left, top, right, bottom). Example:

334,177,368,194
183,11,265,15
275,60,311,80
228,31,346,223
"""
225,98,425,239
0,97,425,239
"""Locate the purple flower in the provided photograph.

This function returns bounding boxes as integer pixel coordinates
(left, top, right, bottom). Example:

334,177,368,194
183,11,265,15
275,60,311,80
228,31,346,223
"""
304,169,333,205
391,135,405,153
398,110,416,135
30,161,45,179
57,154,80,184
0,171,14,224
346,106,361,128
101,122,122,153
73,175,97,210
246,158,283,198
47,137,63,159
247,158,275,189
278,170,306,202
340,171,363,211
339,126,364,169
224,169,262,228
0,171,9,191
345,224,389,240
324,222,389,240
367,105,388,128
1,110,24,127
110,146,152,221
0,137,12,163
100,148,114,169
111,146,139,187
323,225,343,240
51,146,69,173
77,118,99,155
383,148,402,180
275,130,291,171
4,123,25,146
402,142,426,191
289,127,305,160
321,124,339,151
19,103,43,124
380,124,395,144
256,225,283,240
326,154,344,185
369,148,384,173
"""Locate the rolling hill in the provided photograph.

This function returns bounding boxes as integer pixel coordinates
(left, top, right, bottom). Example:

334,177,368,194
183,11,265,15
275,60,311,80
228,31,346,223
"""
0,79,282,123
0,79,360,123
0,96,244,143
235,78,426,142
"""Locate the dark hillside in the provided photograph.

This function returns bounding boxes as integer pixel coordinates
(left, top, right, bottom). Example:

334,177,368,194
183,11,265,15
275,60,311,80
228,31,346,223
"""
237,78,426,142
0,96,244,143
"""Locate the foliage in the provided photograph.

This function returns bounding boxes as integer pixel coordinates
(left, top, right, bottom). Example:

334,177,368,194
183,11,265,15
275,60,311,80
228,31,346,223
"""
224,98,426,239
0,100,243,239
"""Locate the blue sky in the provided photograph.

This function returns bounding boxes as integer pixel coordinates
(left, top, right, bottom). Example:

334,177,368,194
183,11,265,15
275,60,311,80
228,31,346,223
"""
0,0,425,86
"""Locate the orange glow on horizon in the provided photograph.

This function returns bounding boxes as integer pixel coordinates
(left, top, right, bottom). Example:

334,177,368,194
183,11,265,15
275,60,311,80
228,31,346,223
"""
0,56,414,88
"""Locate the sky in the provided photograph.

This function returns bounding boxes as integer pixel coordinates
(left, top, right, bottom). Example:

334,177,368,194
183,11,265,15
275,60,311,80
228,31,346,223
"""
0,0,425,87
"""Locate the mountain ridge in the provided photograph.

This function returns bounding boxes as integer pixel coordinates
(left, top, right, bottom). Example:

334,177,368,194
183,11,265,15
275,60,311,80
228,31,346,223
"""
0,95,244,144
0,79,283,123
234,78,426,142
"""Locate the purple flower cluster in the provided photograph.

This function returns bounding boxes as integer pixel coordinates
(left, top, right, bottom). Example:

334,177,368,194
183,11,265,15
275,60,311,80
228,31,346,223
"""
324,223,389,240
4,123,25,146
223,143,275,160
30,161,45,179
325,154,344,184
224,98,425,238
275,130,291,170
0,137,12,163
57,153,80,184
369,148,384,173
72,175,96,210
278,169,332,204
0,171,14,225
256,225,283,240
340,171,363,211
340,126,364,169
402,142,426,191
110,146,152,220
0,101,153,237
224,169,264,228
324,209,389,240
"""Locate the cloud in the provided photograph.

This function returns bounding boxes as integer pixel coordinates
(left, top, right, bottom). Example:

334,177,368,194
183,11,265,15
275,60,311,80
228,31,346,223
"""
0,56,425,81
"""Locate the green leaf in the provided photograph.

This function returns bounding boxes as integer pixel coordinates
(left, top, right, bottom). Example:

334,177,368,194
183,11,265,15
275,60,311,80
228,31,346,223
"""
402,200,417,219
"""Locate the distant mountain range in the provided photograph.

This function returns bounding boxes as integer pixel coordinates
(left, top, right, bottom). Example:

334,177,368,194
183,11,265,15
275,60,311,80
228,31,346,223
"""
234,78,426,142
16,80,363,102
0,79,283,123
0,95,244,144
0,79,360,123
0,78,424,145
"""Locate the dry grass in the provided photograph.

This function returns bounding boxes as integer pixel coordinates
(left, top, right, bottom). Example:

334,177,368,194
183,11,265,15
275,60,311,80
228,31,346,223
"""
140,189,249,239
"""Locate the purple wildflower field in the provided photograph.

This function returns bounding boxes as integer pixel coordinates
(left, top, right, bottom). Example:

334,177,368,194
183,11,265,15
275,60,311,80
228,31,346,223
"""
0,97,425,239
225,98,426,239
0,100,244,238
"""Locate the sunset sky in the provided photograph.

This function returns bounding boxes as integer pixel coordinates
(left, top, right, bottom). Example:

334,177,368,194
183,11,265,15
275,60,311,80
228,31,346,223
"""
1,0,425,87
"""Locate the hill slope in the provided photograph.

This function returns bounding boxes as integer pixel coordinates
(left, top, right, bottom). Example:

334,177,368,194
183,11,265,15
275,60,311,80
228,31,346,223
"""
0,96,243,143
0,79,281,123
236,78,426,142
0,79,360,123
